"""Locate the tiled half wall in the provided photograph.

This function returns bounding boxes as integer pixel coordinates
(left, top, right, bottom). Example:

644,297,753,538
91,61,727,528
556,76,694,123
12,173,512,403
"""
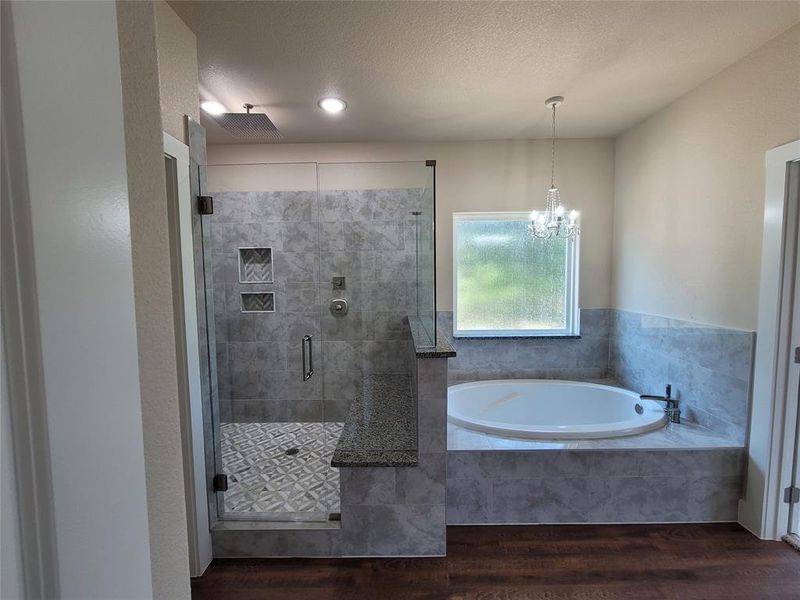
210,336,449,557
438,308,754,445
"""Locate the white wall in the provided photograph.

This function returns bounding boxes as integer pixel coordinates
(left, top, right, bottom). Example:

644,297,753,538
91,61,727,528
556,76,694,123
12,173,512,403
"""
613,24,800,330
155,0,200,145
208,139,616,310
9,1,154,597
117,0,194,595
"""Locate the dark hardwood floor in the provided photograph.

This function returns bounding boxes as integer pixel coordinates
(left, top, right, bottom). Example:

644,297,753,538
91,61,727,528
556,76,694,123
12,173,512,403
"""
191,523,800,600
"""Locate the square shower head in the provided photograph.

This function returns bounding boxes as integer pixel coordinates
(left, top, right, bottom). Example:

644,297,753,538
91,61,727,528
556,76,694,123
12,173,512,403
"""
212,109,282,141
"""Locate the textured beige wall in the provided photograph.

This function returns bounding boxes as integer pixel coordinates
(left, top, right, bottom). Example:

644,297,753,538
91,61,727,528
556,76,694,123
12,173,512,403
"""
208,139,616,310
613,24,800,330
117,1,191,598
155,0,199,144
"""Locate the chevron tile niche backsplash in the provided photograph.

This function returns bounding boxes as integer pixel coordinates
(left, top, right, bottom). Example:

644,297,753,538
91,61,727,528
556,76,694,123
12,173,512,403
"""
238,247,273,283
240,292,275,313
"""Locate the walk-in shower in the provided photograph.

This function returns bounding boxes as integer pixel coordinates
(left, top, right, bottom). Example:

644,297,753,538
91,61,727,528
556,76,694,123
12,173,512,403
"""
195,160,436,522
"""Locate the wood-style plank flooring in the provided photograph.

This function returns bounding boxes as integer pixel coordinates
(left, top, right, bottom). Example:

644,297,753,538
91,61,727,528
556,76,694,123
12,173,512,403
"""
191,523,800,600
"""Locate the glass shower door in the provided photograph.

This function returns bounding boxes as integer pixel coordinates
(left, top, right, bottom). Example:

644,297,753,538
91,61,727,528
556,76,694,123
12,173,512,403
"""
201,162,338,522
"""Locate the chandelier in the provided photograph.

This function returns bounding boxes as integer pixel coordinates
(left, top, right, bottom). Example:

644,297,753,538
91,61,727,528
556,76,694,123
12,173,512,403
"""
529,96,580,239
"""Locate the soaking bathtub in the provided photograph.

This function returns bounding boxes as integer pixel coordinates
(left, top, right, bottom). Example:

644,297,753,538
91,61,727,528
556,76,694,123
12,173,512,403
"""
447,379,667,440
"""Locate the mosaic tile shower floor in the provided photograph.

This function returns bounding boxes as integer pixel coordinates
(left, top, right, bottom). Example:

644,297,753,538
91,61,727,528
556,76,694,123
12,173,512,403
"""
220,421,343,518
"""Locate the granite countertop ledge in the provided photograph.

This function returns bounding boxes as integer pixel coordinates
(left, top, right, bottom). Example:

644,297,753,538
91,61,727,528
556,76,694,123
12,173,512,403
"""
331,374,418,468
407,316,456,358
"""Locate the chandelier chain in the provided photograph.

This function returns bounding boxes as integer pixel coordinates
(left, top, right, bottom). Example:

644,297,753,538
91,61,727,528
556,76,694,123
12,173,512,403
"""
550,104,556,188
529,95,579,240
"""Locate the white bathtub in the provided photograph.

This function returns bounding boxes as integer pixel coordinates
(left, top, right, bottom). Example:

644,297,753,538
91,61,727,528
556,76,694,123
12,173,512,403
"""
448,380,667,440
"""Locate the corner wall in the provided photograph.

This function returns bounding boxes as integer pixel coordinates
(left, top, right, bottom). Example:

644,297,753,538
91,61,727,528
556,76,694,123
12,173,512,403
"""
612,24,800,331
117,0,193,596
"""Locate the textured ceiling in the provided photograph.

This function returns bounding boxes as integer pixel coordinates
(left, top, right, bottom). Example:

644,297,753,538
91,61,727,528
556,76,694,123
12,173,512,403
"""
170,1,800,144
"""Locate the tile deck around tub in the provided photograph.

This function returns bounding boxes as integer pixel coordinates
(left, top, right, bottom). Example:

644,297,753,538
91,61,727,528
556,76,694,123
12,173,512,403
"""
221,421,343,517
448,420,742,451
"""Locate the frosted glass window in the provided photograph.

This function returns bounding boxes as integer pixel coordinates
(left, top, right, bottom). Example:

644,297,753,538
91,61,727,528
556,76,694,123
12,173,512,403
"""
453,212,579,337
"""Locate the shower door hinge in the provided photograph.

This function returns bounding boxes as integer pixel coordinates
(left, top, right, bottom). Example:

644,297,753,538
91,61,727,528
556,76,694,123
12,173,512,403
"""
198,195,214,215
784,486,800,504
212,473,228,493
794,346,800,364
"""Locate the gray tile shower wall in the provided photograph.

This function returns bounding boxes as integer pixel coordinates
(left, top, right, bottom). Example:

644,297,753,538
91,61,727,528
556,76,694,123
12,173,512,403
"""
211,189,423,423
439,308,754,442
609,310,755,445
438,308,612,384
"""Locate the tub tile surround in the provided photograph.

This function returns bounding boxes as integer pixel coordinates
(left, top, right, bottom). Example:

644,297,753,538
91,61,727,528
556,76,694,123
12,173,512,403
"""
447,448,745,524
443,308,752,526
609,310,754,445
211,188,423,424
439,309,611,384
439,308,754,444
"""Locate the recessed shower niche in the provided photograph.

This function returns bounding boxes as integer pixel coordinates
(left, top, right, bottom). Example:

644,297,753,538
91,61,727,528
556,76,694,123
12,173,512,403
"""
238,246,273,283
240,291,275,313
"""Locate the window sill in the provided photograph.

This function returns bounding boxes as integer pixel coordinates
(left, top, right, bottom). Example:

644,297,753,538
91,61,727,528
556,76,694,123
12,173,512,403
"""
453,334,582,340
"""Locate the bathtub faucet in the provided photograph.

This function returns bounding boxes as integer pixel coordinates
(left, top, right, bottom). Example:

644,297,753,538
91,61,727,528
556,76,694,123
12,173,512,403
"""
640,384,681,424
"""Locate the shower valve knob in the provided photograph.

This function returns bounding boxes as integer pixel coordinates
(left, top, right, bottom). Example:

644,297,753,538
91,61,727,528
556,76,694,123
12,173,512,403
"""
329,299,348,316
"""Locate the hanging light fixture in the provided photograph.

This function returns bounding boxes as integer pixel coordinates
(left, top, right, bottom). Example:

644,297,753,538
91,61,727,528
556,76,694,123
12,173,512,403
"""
529,96,580,239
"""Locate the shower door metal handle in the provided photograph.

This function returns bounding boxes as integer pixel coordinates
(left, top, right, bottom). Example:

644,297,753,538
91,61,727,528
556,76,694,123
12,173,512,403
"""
302,335,314,381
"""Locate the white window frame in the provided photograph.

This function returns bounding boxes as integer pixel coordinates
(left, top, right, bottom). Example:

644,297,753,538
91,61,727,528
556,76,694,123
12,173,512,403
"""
452,211,580,338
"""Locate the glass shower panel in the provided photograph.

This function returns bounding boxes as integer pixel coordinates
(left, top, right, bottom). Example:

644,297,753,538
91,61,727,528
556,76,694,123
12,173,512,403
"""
415,164,436,347
316,161,429,457
202,162,338,522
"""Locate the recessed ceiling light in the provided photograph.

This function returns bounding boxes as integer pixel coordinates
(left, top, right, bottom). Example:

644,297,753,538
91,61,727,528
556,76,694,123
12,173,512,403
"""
201,101,227,116
318,97,346,114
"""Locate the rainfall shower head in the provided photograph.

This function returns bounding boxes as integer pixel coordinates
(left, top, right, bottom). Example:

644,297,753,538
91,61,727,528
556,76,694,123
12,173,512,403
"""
212,103,282,141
